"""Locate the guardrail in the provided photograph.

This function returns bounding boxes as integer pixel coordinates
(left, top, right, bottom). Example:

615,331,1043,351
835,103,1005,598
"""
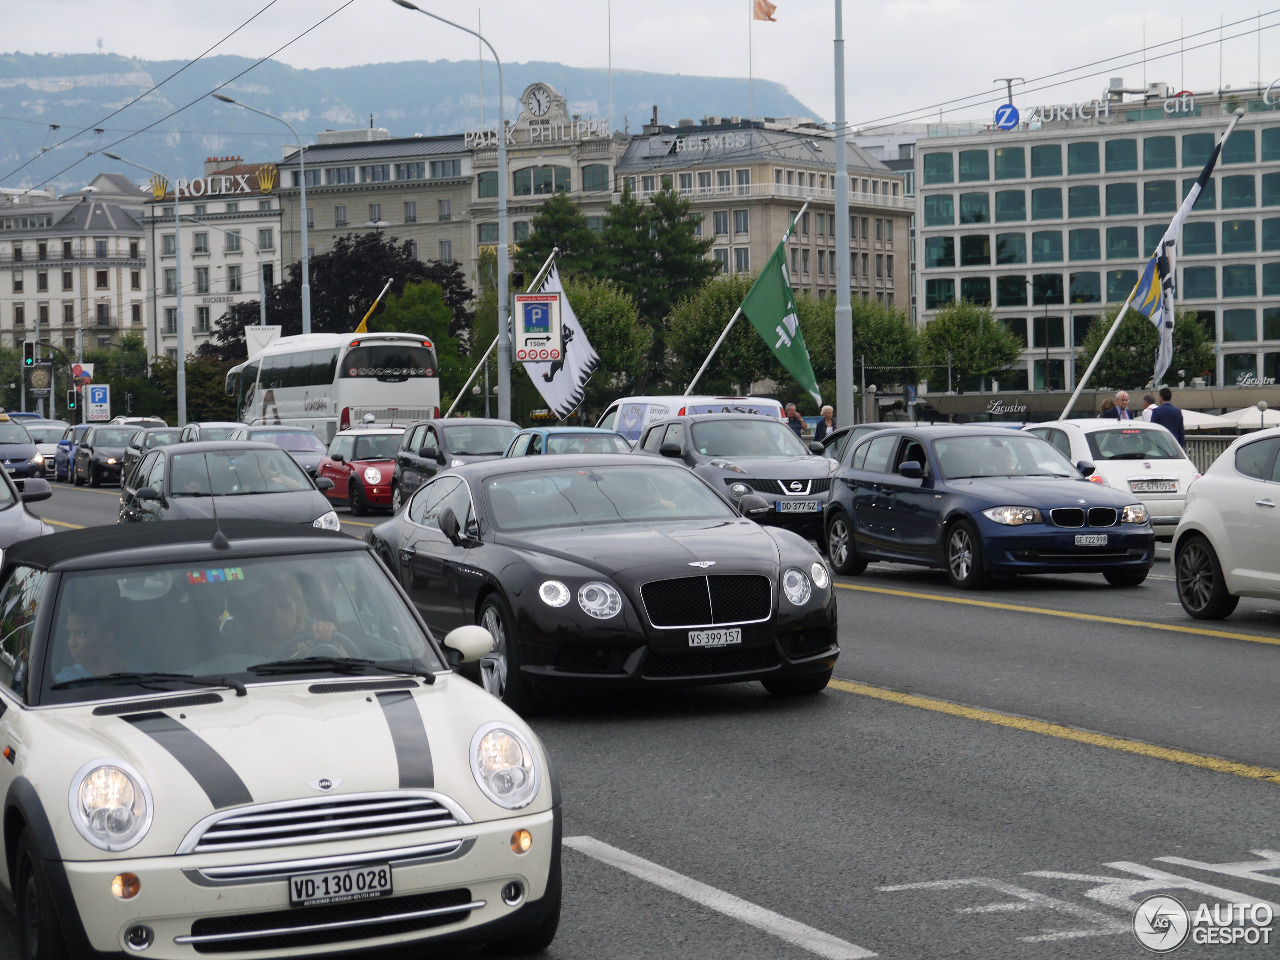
1185,435,1235,472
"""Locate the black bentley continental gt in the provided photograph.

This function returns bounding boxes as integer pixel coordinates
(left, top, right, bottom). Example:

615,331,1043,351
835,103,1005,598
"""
366,455,838,711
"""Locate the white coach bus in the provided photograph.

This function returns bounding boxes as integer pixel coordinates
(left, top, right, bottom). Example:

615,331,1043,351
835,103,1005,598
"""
225,332,440,441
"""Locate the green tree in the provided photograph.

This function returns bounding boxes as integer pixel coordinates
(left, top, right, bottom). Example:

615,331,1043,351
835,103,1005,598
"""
921,300,1023,391
804,297,921,403
667,274,775,395
513,193,601,280
1076,306,1216,390
559,277,650,419
372,281,465,412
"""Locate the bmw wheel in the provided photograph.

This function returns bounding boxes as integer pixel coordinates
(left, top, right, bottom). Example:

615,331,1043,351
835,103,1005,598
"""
825,513,867,575
1175,534,1239,620
477,593,535,712
946,519,991,589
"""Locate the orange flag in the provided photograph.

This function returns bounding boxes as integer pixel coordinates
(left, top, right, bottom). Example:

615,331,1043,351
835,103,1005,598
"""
753,0,777,21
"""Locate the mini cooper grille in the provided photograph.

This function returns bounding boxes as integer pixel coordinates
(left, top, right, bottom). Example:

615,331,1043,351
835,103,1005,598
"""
185,793,462,854
741,477,831,495
641,575,771,628
185,888,477,953
643,646,781,678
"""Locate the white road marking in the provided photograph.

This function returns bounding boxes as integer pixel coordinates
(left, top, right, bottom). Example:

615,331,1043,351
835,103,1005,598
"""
564,835,876,959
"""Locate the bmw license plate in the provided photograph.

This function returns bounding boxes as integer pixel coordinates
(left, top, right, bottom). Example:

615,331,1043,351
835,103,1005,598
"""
689,628,742,648
1075,534,1109,546
1130,480,1176,493
289,864,392,907
775,499,821,513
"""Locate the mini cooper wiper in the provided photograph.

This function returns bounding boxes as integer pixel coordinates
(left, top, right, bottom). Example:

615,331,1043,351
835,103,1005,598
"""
247,656,378,675
51,671,215,690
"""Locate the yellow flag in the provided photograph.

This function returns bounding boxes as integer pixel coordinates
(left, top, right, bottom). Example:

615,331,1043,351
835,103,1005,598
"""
354,277,395,334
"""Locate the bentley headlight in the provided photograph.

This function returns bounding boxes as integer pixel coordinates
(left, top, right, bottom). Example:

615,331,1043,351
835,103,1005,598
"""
578,581,622,619
1121,503,1148,524
538,580,571,607
69,761,153,851
312,510,341,530
810,561,830,590
729,482,751,499
470,724,540,809
782,567,812,605
981,506,1043,526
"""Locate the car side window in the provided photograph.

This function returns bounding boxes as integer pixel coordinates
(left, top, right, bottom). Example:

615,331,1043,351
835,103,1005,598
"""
0,565,48,702
861,435,899,474
662,423,686,454
529,434,542,455
133,453,157,488
508,434,530,457
437,478,474,530
898,439,927,472
410,477,456,529
1236,439,1280,480
640,426,664,453
421,429,440,457
148,455,166,491
1037,428,1071,460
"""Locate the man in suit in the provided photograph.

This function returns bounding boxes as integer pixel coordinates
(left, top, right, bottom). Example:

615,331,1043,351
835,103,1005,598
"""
1099,390,1134,420
1149,387,1185,447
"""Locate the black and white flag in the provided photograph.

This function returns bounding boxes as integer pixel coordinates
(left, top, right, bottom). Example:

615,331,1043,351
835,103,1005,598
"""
520,266,599,419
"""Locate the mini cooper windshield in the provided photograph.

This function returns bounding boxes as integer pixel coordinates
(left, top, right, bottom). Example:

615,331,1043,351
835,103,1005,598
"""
934,434,1077,479
353,433,401,460
485,464,736,531
42,552,446,703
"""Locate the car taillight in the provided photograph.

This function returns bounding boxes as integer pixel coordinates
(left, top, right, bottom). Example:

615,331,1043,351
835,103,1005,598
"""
1088,474,1108,485
340,407,351,431
677,407,686,416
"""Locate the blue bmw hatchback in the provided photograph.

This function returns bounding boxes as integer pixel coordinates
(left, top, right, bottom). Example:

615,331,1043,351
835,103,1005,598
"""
824,425,1154,588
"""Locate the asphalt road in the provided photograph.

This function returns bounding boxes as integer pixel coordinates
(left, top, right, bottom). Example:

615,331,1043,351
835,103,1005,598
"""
11,485,1280,959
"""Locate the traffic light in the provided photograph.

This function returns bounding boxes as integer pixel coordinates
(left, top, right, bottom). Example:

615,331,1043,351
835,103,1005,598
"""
126,392,134,414
21,341,33,366
66,389,77,411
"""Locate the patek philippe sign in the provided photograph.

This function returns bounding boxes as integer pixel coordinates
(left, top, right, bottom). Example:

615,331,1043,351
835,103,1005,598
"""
464,118,608,148
986,398,1028,416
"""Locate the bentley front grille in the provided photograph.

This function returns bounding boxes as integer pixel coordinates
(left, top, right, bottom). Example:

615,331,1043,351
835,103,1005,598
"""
178,791,469,855
640,575,772,628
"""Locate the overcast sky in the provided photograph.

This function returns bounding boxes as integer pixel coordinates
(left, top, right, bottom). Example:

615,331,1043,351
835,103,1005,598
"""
9,0,1280,131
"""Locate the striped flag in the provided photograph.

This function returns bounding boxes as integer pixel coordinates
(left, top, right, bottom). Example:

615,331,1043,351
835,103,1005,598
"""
1130,109,1244,385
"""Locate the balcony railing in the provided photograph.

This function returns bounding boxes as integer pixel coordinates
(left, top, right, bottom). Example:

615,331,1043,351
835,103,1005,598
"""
624,182,914,210
0,252,143,266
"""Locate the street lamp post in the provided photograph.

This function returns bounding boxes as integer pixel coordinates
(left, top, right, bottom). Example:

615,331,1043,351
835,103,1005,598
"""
212,94,311,336
105,152,187,426
390,0,511,422
187,216,268,327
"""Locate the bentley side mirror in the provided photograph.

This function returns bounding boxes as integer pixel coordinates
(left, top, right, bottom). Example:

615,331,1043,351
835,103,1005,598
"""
898,461,924,480
314,477,335,491
1076,460,1096,478
737,493,771,518
442,624,494,667
19,477,51,504
658,442,682,458
439,506,462,544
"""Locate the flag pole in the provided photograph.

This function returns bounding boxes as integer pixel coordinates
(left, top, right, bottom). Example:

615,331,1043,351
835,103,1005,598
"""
1059,291,1139,420
685,199,810,396
748,0,754,121
444,248,559,416
354,277,394,334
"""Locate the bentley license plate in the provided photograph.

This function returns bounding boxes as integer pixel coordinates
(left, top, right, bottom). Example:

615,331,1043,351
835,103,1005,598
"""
290,865,392,907
1130,480,1176,493
689,628,742,647
775,500,821,513
1075,534,1109,546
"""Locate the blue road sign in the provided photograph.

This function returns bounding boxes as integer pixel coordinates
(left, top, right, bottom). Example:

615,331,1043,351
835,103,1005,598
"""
88,385,109,405
995,104,1020,130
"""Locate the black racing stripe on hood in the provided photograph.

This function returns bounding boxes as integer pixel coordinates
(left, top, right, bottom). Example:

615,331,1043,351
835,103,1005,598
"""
122,711,252,809
376,690,433,789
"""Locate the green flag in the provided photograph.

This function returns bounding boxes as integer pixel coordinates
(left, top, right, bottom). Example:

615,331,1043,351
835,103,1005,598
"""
740,233,821,405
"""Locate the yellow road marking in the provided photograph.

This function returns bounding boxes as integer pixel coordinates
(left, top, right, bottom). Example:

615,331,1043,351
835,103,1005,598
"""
42,518,84,529
829,679,1280,785
834,581,1280,647
341,519,374,528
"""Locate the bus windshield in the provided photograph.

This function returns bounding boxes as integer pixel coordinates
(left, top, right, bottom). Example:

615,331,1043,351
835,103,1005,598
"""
340,344,436,382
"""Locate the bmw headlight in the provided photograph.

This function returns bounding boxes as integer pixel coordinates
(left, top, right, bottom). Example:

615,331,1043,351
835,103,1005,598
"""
981,506,1043,526
69,760,153,851
312,510,341,531
470,723,540,809
578,581,622,619
538,580,571,607
810,561,830,590
1121,503,1148,524
729,482,751,499
782,567,812,605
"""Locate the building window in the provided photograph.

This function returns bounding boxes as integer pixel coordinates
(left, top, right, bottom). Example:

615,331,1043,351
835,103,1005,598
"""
513,221,530,243
1185,178,1216,208
875,219,883,241
1143,136,1177,170
227,264,242,293
62,240,73,259
1105,182,1139,216
1030,188,1063,220
713,249,729,273
262,264,274,287
396,162,425,180
1263,218,1280,251
478,171,498,198
63,303,74,324
817,250,826,276
225,230,241,253
36,271,47,292
680,172,694,193
438,198,451,222
734,248,750,273
1222,220,1256,254
1069,272,1101,303
306,207,314,228
1222,129,1256,165
692,214,703,237
922,153,953,185
163,268,176,295
193,232,209,254
1182,132,1214,168
10,273,21,294
1263,172,1280,207
162,234,176,256
801,249,810,275
960,276,990,305
996,275,1027,306
733,209,749,234
586,216,604,233
1105,139,1138,172
326,167,356,185
360,164,390,183
958,150,989,182
131,303,141,324
996,233,1027,264
582,164,610,192
698,171,713,194
95,303,109,326
259,199,272,212
1144,180,1177,214
1032,273,1064,305
429,159,461,179
1032,231,1063,262
258,228,274,250
1067,185,1099,219
439,240,453,262
886,220,894,242
37,304,48,325
713,211,729,236
1067,141,1100,175
995,190,1026,222
129,239,138,259
1182,221,1216,255
1222,175,1257,209
959,235,990,266
513,165,570,195
886,254,894,279
403,201,417,223
293,169,321,188
164,307,177,334
717,170,732,194
925,278,955,309
478,223,498,244
994,147,1024,180
1264,263,1280,297
1223,264,1256,298
958,193,989,224
93,238,107,258
1030,144,1062,177
195,266,209,294
860,216,869,239
641,176,656,193
924,236,955,268
225,202,238,214
12,304,22,327
368,203,382,223
334,204,347,227
1069,229,1100,261
1182,266,1216,299
196,306,211,333
91,269,106,290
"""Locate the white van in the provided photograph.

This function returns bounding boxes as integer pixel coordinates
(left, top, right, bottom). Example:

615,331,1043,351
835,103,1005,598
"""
596,395,785,445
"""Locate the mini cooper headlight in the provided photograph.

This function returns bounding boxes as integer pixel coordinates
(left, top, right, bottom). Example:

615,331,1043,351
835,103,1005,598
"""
69,760,153,851
981,506,1043,526
538,580,571,607
729,482,751,499
313,510,341,531
810,561,830,590
363,466,382,484
578,581,622,619
470,723,540,809
782,567,812,605
1121,503,1148,523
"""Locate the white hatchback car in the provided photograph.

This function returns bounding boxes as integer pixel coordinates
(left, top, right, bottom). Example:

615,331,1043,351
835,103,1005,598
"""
1024,420,1199,540
1173,428,1280,619
0,521,560,959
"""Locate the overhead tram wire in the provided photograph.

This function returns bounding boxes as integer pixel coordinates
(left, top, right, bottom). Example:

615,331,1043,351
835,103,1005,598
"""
0,0,283,186
15,0,358,194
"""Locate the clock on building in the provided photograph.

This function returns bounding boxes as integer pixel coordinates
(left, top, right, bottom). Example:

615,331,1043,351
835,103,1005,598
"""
524,84,552,118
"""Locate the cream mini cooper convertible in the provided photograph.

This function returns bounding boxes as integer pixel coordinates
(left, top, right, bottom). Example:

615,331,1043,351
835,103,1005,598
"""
0,520,560,959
